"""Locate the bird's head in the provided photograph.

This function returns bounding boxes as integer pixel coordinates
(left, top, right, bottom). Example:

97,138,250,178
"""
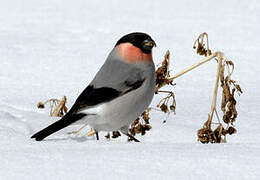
115,32,156,63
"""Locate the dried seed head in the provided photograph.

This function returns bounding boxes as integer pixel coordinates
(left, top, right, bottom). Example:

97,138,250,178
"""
112,131,121,138
155,50,174,92
105,133,110,139
193,33,212,57
170,105,176,112
227,126,237,135
37,102,45,109
160,104,168,113
198,128,213,144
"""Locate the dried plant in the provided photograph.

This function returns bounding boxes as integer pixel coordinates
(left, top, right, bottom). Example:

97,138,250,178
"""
193,32,212,57
105,132,110,139
37,96,68,117
154,51,177,117
128,109,152,139
194,33,242,143
155,50,175,92
156,91,176,114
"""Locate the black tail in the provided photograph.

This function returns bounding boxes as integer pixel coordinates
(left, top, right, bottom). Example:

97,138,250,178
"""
31,113,86,141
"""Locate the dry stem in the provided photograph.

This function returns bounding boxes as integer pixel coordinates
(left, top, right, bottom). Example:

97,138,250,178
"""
206,52,224,128
168,52,218,81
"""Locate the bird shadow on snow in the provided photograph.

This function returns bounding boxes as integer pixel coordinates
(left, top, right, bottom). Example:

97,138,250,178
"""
41,135,92,143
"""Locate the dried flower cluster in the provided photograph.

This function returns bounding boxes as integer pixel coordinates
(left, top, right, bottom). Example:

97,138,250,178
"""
196,33,242,144
156,91,176,114
129,109,152,138
198,123,237,144
37,96,68,117
154,50,176,117
155,50,174,92
193,32,212,57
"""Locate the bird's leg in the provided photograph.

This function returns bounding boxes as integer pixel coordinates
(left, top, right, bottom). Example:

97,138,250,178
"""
95,131,99,140
67,124,87,135
86,129,99,140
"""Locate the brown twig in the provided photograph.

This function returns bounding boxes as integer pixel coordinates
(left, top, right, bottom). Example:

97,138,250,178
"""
168,52,218,82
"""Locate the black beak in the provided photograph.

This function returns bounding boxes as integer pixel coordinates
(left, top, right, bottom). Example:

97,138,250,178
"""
142,39,156,50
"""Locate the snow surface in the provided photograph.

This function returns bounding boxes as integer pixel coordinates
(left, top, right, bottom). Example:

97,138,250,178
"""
1,0,260,179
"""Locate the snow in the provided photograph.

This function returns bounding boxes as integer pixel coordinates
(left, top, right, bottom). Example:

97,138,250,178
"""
1,0,260,179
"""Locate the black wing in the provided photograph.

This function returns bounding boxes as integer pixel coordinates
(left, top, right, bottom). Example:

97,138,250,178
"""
70,78,145,113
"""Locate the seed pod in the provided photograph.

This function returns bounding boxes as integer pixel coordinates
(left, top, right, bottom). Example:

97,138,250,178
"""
112,131,121,138
170,105,175,112
37,102,45,109
160,104,168,113
227,127,237,135
105,133,110,139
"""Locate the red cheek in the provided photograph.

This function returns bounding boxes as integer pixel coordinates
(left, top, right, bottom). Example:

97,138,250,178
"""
116,43,152,63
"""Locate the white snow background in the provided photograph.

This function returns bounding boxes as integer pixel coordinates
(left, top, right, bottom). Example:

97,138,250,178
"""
0,0,259,179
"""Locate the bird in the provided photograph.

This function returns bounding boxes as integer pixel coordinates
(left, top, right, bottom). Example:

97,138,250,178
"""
31,32,156,142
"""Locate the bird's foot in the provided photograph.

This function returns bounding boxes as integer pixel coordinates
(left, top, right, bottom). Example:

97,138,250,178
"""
86,129,95,136
86,130,99,140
